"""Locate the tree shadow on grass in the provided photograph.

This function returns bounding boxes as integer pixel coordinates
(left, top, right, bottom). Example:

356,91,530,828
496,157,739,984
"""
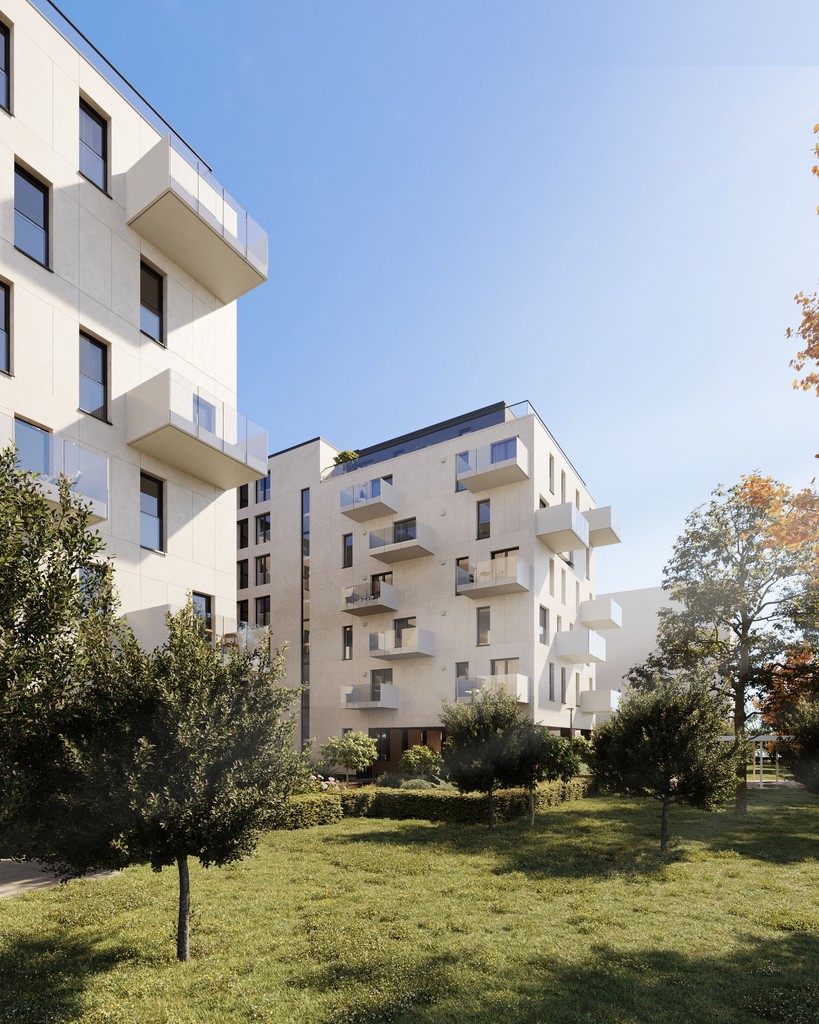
0,931,133,1024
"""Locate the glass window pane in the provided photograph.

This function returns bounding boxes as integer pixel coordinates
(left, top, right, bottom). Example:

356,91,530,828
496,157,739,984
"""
15,171,47,227
0,282,8,374
14,418,50,476
79,336,104,381
0,25,8,112
80,377,106,418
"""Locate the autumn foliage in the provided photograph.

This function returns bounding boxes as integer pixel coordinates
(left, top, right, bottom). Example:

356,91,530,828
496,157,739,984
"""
785,125,819,397
737,473,819,570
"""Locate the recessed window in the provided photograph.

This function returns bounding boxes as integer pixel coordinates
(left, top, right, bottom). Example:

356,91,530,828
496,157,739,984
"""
79,333,107,420
476,606,490,646
13,417,50,477
371,668,392,700
477,499,490,540
79,100,107,191
393,518,416,544
342,624,353,661
342,533,353,568
237,559,248,590
0,281,9,375
192,592,213,634
140,262,164,343
539,606,549,645
255,595,271,627
255,512,270,544
560,470,566,504
237,599,248,624
140,473,164,551
237,518,248,549
490,438,515,464
0,22,9,112
549,663,555,702
14,165,48,267
491,657,519,676
371,571,392,596
549,454,555,494
238,484,248,509
256,473,270,503
255,554,270,586
560,667,567,704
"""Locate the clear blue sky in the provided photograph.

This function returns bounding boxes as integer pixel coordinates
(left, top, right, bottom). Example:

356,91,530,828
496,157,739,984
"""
58,0,819,592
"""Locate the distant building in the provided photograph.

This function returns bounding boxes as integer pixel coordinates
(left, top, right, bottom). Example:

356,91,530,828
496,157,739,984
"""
595,586,672,692
238,401,622,773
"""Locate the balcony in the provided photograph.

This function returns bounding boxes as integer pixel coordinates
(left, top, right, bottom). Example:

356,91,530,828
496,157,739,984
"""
126,369,267,489
342,683,400,710
583,506,621,547
340,477,398,522
368,521,435,562
554,628,606,664
456,555,531,598
578,596,623,631
342,582,400,616
126,136,268,302
2,413,109,522
369,627,436,660
456,674,530,704
579,688,620,715
535,503,590,552
456,436,529,492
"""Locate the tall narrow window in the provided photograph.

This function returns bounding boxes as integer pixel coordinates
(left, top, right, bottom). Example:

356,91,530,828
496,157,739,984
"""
549,558,555,597
371,571,392,596
549,663,555,702
192,592,213,634
256,513,270,544
371,668,392,700
140,262,163,343
140,473,163,551
255,554,270,585
477,499,490,540
561,568,567,605
238,483,249,509
560,470,566,504
0,281,9,375
0,22,9,112
586,547,591,580
549,454,555,494
237,599,248,624
79,333,107,420
575,672,581,703
476,606,490,646
14,165,48,267
393,616,416,649
342,624,353,661
13,418,50,476
342,532,353,568
539,606,549,645
255,595,271,627
79,100,107,191
560,667,567,703
575,489,581,510
237,559,248,590
256,472,270,503
237,519,248,549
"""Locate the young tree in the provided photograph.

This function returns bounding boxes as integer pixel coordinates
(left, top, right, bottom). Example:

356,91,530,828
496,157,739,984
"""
634,479,814,813
319,731,379,785
779,700,819,793
398,744,443,779
505,724,579,827
440,686,525,829
590,677,742,853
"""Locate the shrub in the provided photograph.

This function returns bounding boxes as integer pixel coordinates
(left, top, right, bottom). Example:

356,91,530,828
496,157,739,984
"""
398,745,444,778
400,778,436,791
276,793,343,830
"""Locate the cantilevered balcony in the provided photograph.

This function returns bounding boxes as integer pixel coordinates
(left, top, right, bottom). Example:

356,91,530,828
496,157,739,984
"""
456,674,530,703
455,436,529,492
342,683,400,710
456,555,531,598
583,506,621,547
126,369,267,489
369,628,435,659
2,413,109,522
126,136,268,302
368,520,435,562
535,502,590,552
340,477,398,522
579,688,620,715
578,596,623,632
554,628,606,664
342,582,400,616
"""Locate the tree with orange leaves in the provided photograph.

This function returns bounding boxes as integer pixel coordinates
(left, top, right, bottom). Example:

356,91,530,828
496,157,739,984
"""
786,124,819,404
737,473,819,568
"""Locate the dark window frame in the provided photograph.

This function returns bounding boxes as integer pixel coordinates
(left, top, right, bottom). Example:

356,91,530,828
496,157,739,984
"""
79,98,108,193
78,331,108,421
237,599,248,624
192,592,213,634
255,595,271,628
255,512,270,544
256,473,270,503
14,164,49,268
238,483,249,509
0,21,9,113
139,473,164,553
237,518,249,549
342,624,353,661
476,605,490,646
0,280,9,376
341,532,353,568
476,499,490,540
237,559,248,590
255,554,270,586
140,261,164,345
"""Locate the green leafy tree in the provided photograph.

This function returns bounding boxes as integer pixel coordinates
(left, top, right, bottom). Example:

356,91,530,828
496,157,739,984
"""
440,686,525,829
590,677,743,853
398,744,443,779
505,724,579,826
319,731,379,785
779,700,819,793
630,480,813,813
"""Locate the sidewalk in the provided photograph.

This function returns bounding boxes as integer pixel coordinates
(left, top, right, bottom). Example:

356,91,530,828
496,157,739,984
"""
0,860,117,900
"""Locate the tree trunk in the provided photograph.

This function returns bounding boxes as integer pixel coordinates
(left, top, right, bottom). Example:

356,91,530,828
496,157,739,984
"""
176,855,190,963
735,628,750,815
660,798,670,854
529,785,535,828
487,785,494,830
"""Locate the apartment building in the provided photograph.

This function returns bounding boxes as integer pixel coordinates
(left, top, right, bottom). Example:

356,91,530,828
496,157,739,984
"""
0,0,268,648
238,402,622,773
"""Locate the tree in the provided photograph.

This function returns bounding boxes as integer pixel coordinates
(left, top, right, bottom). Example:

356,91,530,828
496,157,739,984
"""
319,731,378,785
779,699,819,793
590,677,742,853
398,744,443,779
439,686,525,829
504,723,579,826
633,479,814,814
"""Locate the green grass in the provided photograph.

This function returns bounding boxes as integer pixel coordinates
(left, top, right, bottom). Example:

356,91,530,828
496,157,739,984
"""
1,787,817,1024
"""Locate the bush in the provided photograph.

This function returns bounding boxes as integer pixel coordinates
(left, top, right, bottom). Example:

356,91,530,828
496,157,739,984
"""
275,793,343,830
339,789,376,817
400,778,436,791
398,745,444,778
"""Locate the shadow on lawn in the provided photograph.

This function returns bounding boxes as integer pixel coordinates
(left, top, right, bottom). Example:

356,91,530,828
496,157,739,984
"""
0,931,130,1024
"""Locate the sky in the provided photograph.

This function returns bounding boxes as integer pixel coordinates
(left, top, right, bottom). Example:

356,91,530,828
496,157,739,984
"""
55,0,819,593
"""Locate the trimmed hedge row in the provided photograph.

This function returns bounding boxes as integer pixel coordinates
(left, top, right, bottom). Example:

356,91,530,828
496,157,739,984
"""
277,792,344,830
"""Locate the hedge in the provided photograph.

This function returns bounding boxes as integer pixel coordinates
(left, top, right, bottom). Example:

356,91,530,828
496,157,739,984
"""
276,792,344,830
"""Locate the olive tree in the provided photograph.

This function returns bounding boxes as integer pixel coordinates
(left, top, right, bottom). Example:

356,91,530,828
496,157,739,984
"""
319,731,379,785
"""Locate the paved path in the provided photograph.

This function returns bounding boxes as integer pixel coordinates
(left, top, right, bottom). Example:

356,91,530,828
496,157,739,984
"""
0,860,117,900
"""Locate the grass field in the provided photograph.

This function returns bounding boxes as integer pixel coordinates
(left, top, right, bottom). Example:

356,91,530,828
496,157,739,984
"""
0,786,817,1024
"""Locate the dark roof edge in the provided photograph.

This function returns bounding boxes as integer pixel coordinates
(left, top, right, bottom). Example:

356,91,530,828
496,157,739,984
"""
353,402,507,459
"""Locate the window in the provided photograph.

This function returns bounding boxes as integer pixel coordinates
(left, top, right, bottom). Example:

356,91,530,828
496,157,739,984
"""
549,663,555,702
371,668,392,700
342,624,353,661
256,472,270,503
342,533,353,568
193,394,216,433
575,489,581,510
576,672,581,703
79,100,107,191
476,606,490,646
14,165,48,267
561,568,567,605
477,499,490,540
371,727,390,760
79,333,107,420
192,592,213,634
237,599,248,624
549,559,555,597
0,22,9,112
237,559,248,590
255,595,271,627
560,667,567,703
371,571,392,596
456,661,469,680
549,454,555,494
238,483,248,509
539,606,550,645
256,513,270,544
394,616,415,649
455,452,467,492
491,657,519,676
238,519,249,549
586,547,591,581
0,281,9,375
557,615,562,635
255,554,270,586
560,470,566,504
140,262,163,343
13,417,50,476
393,518,417,543
490,437,515,463
576,581,580,611
140,473,163,551
456,555,470,590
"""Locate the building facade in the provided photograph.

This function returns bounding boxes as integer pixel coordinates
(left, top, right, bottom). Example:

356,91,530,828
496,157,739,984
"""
0,0,268,648
238,402,622,773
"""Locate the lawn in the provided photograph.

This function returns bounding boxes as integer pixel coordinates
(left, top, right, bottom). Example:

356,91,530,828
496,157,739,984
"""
0,787,817,1024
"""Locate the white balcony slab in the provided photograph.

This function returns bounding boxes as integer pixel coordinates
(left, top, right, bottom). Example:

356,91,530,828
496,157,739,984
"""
535,503,590,552
369,627,435,659
342,582,400,616
554,628,606,664
456,556,531,598
583,506,621,547
456,673,530,703
340,478,399,522
579,688,620,715
456,437,529,492
578,596,623,631
342,683,400,710
368,522,435,562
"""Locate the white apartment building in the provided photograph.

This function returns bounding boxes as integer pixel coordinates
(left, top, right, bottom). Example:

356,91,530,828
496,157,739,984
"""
0,0,268,648
238,402,622,773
